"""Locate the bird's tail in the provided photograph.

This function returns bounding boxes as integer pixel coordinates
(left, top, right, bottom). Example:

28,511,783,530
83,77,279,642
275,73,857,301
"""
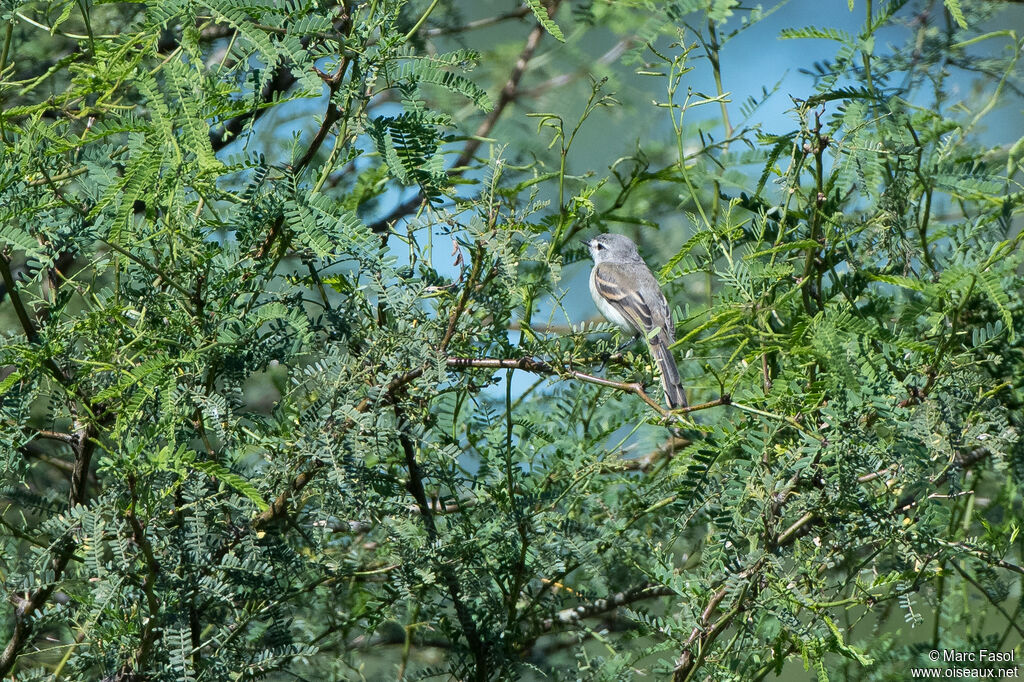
649,334,687,410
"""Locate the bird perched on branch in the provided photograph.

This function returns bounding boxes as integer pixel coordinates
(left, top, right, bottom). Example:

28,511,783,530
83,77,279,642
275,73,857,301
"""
583,233,687,410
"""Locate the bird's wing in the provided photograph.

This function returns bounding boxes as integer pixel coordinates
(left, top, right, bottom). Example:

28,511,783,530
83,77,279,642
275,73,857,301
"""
592,262,671,338
595,262,686,408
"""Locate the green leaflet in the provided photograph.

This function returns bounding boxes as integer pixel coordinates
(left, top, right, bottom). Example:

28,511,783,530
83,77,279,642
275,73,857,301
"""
190,457,270,512
524,0,565,42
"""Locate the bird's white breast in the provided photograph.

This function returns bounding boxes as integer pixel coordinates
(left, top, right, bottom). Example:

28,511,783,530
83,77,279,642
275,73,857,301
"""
589,266,635,332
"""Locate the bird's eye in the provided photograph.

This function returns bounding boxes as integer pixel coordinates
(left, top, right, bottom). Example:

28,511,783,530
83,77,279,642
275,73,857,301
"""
596,243,605,250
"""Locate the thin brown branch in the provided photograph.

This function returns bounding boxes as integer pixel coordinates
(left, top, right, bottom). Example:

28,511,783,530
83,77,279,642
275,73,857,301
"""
0,157,108,676
446,355,729,423
293,98,342,172
251,7,354,262
541,584,675,631
206,1,350,153
123,481,162,674
451,4,556,172
520,37,633,99
19,445,76,475
252,464,324,531
210,62,296,153
856,463,897,484
933,539,1024,577
672,563,759,681
0,249,42,345
439,243,484,352
424,7,532,36
369,0,563,233
947,560,1024,637
34,429,77,444
330,496,473,532
606,434,692,473
676,599,745,681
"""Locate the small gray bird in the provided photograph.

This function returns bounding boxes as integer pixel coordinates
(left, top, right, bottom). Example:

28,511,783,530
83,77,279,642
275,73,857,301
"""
583,233,688,409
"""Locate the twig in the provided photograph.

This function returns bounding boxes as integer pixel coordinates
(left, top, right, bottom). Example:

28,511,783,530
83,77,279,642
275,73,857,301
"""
18,446,76,475
34,429,77,444
931,539,1024,577
947,560,1024,637
424,7,531,36
730,400,822,441
451,2,558,171
445,356,729,422
439,243,484,352
204,0,349,155
369,0,563,233
672,563,759,681
251,464,324,531
252,6,354,262
0,249,43,345
122,478,162,674
541,584,675,631
520,38,633,98
605,434,692,473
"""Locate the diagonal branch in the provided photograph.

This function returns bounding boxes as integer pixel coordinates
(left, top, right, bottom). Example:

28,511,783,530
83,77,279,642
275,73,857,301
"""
122,485,163,675
450,2,555,171
207,2,349,153
424,7,532,37
250,6,355,262
0,245,100,678
541,583,676,631
369,0,563,233
673,563,759,681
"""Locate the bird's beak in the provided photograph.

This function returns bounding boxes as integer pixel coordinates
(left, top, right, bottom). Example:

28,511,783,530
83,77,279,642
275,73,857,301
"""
581,238,592,249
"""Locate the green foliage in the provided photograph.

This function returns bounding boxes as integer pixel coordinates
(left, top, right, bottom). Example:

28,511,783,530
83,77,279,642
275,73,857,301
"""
525,0,566,42
1,0,1022,680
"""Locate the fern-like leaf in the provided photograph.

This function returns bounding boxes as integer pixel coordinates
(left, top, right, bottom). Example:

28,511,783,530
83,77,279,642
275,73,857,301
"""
525,0,565,42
